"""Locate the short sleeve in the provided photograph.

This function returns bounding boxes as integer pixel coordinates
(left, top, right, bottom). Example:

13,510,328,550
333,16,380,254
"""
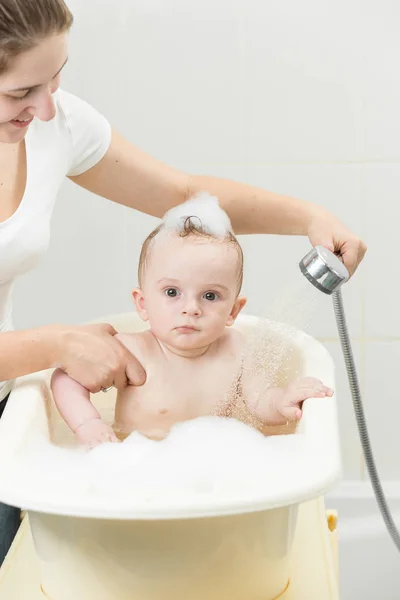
56,89,112,177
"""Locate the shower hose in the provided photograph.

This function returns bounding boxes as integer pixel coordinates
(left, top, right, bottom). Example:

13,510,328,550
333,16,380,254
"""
333,289,400,552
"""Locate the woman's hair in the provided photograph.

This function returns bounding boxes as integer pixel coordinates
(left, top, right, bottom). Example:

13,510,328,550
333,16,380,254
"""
0,0,73,75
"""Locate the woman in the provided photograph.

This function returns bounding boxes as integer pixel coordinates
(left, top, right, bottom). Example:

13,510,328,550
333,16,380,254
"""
0,0,366,565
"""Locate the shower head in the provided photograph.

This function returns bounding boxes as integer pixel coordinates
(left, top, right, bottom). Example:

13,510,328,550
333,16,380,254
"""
299,245,349,295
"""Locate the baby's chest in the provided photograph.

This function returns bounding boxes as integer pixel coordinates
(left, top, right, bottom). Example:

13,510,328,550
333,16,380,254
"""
129,359,239,416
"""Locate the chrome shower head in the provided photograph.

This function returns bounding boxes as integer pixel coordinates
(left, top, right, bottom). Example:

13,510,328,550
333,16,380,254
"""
299,245,349,295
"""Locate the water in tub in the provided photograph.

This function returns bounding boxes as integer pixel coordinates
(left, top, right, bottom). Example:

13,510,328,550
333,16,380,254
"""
20,279,324,508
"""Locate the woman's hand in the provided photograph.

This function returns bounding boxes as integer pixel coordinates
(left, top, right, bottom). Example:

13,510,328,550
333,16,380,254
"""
307,211,367,277
56,323,146,393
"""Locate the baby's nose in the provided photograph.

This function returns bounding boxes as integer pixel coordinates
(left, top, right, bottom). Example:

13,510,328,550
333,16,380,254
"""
182,300,201,316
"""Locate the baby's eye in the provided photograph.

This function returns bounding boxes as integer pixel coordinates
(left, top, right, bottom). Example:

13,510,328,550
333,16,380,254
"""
165,288,179,297
203,292,219,301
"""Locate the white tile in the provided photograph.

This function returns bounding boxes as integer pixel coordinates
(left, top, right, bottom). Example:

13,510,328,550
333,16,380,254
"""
239,0,364,162
364,165,400,338
65,0,245,167
64,0,400,170
13,181,130,328
322,341,363,480
240,233,317,325
237,165,364,339
123,210,161,292
357,2,400,160
364,342,400,480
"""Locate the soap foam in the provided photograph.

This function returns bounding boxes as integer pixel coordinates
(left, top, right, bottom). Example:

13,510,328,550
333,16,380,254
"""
162,192,233,238
19,416,323,506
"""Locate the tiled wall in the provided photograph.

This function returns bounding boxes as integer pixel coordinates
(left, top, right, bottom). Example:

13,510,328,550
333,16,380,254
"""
14,1,400,480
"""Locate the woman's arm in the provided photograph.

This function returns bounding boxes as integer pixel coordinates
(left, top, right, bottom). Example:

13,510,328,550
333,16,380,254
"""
70,129,366,275
0,326,59,381
0,323,145,392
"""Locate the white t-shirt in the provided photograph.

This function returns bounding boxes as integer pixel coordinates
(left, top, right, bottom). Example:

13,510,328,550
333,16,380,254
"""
0,89,112,401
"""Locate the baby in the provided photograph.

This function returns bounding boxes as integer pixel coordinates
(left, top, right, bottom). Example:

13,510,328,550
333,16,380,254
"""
51,194,333,448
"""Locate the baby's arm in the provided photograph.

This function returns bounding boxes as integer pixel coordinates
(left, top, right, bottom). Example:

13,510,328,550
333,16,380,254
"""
244,376,333,426
51,369,118,448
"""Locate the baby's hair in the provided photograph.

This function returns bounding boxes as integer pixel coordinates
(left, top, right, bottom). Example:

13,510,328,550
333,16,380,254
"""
138,216,244,294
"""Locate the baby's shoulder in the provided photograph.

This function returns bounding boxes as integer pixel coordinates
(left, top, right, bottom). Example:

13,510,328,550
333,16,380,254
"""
115,330,156,362
221,326,246,352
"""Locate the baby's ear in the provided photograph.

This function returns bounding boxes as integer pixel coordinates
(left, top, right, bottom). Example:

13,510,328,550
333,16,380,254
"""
132,288,148,321
226,296,247,326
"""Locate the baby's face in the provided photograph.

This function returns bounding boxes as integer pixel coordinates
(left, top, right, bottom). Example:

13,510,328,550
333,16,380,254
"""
135,234,244,352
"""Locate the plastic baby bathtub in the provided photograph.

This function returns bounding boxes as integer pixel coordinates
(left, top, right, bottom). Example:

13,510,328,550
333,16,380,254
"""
0,312,342,600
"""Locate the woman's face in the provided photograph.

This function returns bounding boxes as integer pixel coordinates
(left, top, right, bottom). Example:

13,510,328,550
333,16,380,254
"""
0,33,68,144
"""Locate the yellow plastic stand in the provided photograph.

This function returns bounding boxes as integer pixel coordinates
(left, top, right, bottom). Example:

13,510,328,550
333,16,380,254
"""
0,497,339,599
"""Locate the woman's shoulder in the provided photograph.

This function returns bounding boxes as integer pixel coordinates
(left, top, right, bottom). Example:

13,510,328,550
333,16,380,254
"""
54,89,107,128
34,88,112,177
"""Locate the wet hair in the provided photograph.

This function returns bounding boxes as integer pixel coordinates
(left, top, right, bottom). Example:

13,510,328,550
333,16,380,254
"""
0,0,73,75
138,216,244,294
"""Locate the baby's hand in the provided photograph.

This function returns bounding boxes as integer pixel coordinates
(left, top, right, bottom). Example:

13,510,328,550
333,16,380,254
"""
75,418,119,450
276,377,334,422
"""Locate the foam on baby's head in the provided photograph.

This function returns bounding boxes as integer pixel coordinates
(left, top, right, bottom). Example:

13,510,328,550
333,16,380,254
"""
162,192,233,238
138,193,243,292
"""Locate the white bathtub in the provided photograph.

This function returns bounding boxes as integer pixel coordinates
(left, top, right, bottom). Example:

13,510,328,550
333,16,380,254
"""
0,312,342,600
326,481,400,600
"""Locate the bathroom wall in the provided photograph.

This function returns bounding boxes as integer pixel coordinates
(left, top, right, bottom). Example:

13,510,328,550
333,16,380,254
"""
13,0,400,480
